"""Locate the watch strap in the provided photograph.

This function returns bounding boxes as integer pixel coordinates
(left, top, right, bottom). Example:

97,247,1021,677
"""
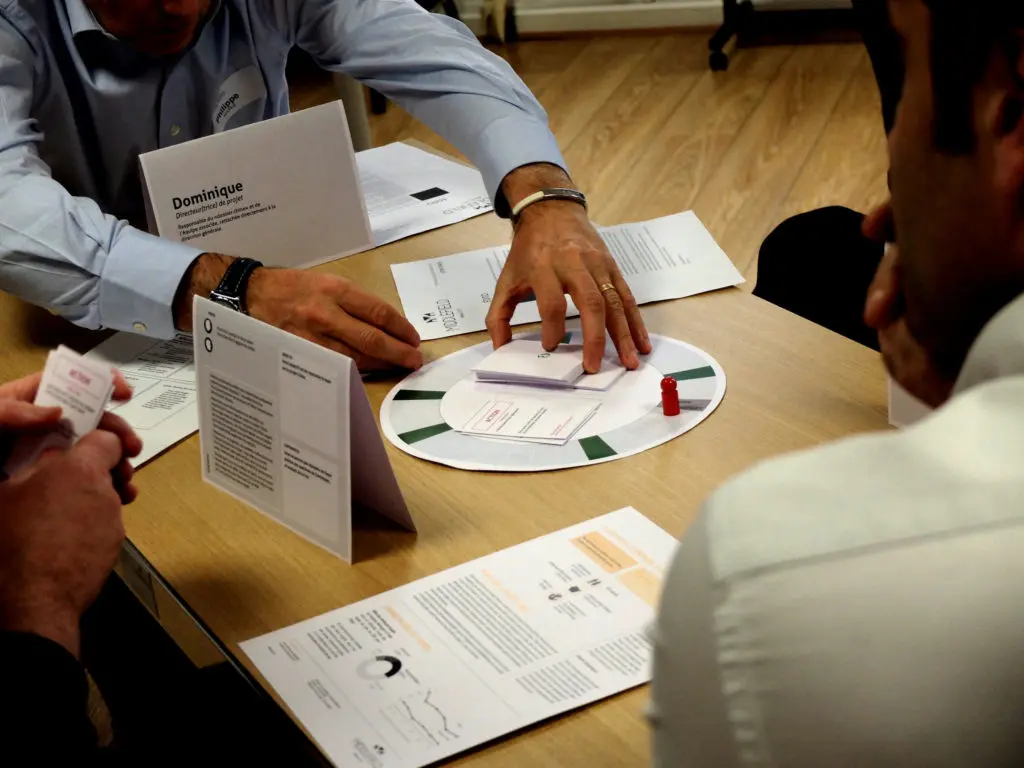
210,257,263,314
510,188,588,224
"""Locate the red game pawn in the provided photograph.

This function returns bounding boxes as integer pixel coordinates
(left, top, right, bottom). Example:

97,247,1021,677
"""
661,376,680,416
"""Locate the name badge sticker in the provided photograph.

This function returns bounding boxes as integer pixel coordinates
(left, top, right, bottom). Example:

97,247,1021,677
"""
213,66,266,133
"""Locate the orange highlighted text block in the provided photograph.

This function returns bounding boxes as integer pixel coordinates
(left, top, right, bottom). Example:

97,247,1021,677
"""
571,531,638,573
618,568,662,608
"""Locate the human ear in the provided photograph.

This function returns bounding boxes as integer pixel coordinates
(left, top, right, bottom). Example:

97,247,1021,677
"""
990,34,1024,195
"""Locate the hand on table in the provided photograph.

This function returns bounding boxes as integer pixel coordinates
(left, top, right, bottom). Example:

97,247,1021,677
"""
0,429,134,657
862,203,954,407
487,165,651,374
176,255,422,372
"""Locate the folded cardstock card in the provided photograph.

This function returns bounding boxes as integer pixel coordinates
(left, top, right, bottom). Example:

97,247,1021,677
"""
141,101,373,268
193,297,413,563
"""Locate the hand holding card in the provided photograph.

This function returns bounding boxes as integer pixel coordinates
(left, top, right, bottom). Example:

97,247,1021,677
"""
3,347,117,478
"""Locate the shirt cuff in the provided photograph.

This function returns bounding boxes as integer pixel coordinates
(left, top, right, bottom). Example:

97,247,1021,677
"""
472,115,568,219
98,227,203,338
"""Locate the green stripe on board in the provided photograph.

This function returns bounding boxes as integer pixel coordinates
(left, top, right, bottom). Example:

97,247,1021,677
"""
579,436,617,461
561,332,573,344
393,390,446,401
667,365,716,382
398,423,452,444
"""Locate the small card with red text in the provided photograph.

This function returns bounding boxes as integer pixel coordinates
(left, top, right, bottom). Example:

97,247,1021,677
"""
3,346,115,476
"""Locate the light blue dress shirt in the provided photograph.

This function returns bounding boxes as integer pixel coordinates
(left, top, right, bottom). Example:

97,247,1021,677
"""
0,0,564,338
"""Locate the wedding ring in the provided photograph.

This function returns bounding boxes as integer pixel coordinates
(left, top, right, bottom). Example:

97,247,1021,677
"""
599,283,617,294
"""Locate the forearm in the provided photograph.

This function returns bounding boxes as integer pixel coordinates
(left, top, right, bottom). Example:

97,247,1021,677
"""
0,599,81,658
0,172,201,338
1,39,200,338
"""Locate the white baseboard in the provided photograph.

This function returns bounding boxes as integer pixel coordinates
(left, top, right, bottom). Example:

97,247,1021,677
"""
463,1,721,35
461,0,852,36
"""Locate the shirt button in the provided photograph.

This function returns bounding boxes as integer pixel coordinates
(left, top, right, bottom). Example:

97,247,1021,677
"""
170,124,181,137
132,321,148,333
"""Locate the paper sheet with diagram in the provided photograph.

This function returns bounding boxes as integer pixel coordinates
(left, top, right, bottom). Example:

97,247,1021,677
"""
87,333,199,467
392,211,745,340
357,143,492,247
241,507,677,768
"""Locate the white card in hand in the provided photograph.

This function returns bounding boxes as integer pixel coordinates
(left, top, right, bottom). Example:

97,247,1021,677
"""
458,395,600,445
2,346,115,476
473,340,584,387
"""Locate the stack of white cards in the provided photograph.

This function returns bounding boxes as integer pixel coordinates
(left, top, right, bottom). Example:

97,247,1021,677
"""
456,395,600,446
3,346,115,476
472,340,626,391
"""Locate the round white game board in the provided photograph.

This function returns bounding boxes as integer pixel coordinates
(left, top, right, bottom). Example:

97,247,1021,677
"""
381,330,725,472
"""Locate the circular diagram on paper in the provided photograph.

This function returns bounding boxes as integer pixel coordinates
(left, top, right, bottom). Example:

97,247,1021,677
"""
381,330,725,473
357,655,404,680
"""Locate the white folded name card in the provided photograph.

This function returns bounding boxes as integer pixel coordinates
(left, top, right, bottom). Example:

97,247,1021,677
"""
140,100,373,268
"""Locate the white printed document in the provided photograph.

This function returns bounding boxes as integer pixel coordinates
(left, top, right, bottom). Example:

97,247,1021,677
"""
3,346,115,476
241,507,677,768
357,143,492,247
392,211,744,341
193,297,413,563
87,333,199,467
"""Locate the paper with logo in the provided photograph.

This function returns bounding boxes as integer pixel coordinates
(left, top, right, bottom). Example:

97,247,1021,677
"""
356,143,492,246
2,346,115,478
86,333,199,467
140,101,373,268
241,507,676,768
392,211,745,341
193,297,413,563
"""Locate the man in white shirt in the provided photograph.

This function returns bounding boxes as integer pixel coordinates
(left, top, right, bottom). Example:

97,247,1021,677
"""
649,1,1024,764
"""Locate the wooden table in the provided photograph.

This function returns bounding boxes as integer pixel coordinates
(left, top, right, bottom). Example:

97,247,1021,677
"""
0,210,888,766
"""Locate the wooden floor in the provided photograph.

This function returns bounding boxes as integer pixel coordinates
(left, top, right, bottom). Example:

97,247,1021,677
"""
289,33,890,287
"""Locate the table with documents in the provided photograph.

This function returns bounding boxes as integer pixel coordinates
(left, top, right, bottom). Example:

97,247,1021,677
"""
0,172,889,768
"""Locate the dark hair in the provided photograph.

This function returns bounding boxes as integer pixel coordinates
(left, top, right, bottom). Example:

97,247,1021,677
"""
925,0,1024,152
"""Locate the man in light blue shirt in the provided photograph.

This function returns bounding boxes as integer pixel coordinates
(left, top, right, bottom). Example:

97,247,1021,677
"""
0,0,650,371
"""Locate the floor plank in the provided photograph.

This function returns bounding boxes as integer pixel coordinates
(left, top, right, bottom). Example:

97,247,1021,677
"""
530,36,655,152
687,44,865,281
598,44,793,225
776,51,890,224
560,35,707,221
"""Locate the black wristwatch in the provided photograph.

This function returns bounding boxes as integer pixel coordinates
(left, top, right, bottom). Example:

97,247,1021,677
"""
209,258,263,314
